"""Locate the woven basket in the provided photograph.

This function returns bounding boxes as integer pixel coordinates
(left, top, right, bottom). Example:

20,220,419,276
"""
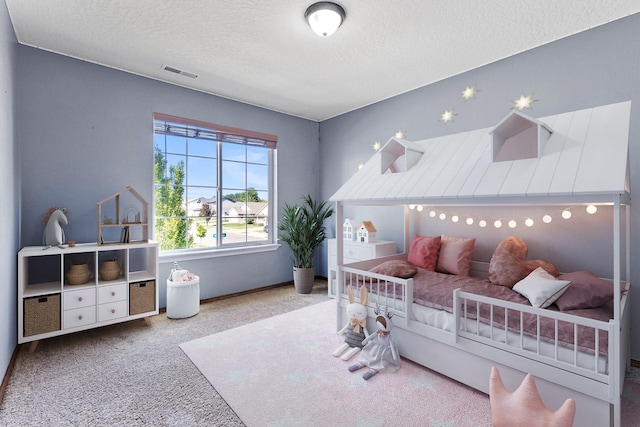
24,294,61,337
66,262,91,285
129,280,156,315
99,259,121,281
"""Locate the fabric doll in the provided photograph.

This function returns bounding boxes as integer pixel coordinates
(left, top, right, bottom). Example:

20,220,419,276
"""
348,305,400,380
332,286,369,361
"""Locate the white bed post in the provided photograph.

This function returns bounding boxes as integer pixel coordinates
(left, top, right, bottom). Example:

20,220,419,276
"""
335,201,344,331
403,204,410,254
625,202,631,373
614,200,632,427
612,199,622,427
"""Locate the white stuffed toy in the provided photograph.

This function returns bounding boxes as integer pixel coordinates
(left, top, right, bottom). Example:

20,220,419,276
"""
42,207,68,249
332,286,369,361
348,305,400,380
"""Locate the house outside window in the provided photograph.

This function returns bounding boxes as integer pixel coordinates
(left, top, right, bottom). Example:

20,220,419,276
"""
153,113,276,253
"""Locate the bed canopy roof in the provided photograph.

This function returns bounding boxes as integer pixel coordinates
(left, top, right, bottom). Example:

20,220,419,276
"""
330,101,631,206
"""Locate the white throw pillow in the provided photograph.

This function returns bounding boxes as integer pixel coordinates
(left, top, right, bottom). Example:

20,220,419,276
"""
513,267,572,308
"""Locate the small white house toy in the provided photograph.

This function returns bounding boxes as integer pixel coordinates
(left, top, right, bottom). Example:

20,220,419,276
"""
343,218,359,241
96,186,149,245
357,220,377,243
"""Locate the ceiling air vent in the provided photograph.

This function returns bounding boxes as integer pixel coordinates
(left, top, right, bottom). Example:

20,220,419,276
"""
161,65,197,79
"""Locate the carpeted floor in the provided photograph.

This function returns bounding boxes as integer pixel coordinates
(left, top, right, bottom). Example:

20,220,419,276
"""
3,277,640,426
0,280,329,426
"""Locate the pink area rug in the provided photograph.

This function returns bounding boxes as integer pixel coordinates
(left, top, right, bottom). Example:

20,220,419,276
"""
181,300,640,426
180,301,492,426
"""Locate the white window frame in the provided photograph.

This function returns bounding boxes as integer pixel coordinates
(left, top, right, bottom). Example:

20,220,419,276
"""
153,113,278,259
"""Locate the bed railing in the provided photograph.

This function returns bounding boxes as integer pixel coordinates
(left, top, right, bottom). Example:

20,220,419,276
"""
453,289,612,380
337,254,412,327
337,257,628,386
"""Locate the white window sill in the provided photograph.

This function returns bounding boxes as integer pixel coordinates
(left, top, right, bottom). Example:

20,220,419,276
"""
158,243,281,264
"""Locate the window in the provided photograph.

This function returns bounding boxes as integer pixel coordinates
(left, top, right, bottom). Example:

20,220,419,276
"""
153,113,276,253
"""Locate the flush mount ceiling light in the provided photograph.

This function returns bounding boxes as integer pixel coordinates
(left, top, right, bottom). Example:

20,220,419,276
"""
305,2,346,37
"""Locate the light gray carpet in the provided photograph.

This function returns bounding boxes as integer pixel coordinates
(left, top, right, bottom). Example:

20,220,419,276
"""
0,280,328,426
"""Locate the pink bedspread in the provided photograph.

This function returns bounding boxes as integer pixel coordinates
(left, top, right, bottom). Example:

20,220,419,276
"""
363,268,612,355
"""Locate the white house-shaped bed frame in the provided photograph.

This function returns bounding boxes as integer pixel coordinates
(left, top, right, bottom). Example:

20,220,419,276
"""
330,101,631,426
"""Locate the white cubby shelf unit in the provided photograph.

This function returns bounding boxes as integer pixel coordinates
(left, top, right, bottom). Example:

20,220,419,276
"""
18,241,158,351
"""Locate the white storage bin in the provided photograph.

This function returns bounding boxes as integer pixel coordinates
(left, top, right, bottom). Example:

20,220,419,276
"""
166,277,200,319
166,263,200,319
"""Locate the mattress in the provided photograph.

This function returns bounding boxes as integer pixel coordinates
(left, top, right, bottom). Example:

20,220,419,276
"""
348,267,612,373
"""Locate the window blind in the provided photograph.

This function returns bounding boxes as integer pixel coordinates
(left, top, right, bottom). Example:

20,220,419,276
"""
153,113,277,149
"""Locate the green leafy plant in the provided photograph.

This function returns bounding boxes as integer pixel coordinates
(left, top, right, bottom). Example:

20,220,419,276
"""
196,223,207,238
278,194,334,269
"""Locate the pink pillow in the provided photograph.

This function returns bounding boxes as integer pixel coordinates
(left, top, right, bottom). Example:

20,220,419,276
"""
369,260,417,279
554,271,614,310
407,235,441,271
436,235,476,276
488,236,559,288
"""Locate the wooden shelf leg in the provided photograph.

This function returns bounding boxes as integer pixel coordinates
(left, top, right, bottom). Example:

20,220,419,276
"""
28,340,39,353
143,317,151,327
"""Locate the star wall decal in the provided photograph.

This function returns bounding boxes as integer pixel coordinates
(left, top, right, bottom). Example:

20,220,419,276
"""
394,130,405,138
513,94,537,111
460,85,478,101
440,109,456,124
372,141,381,151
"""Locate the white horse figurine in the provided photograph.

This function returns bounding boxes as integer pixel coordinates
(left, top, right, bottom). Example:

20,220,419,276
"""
43,208,68,249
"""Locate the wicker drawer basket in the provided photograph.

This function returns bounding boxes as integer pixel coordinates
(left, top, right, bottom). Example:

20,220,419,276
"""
24,294,61,337
129,280,155,315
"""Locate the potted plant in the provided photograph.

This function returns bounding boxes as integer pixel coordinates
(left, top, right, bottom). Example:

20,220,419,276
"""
279,194,334,293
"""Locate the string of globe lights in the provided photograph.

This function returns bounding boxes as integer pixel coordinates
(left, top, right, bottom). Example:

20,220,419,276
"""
408,204,600,229
357,86,537,169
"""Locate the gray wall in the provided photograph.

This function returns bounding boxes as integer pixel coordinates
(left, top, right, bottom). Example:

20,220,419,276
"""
0,0,18,384
16,47,320,308
320,14,640,358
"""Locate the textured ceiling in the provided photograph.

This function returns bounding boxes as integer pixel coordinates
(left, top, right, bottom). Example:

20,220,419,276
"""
6,0,640,121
